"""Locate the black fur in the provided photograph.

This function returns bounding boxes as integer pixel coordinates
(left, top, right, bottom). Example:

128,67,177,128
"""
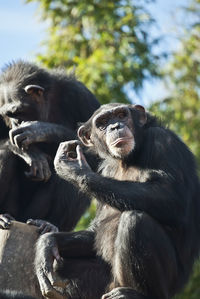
35,104,200,299
0,290,37,299
0,60,100,231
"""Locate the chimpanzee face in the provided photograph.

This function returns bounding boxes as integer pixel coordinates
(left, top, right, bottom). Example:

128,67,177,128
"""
93,105,135,158
0,81,46,127
78,104,147,160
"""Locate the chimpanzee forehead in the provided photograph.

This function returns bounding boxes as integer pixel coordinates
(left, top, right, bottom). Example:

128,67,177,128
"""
93,104,129,123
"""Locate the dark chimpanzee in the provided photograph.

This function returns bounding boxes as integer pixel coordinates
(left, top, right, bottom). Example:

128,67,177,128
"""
0,61,100,232
35,103,200,299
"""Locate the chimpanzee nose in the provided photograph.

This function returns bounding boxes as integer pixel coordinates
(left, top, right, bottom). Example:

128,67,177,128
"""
110,122,122,130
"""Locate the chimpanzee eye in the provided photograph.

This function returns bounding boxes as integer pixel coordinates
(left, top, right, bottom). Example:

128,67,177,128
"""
98,118,108,130
101,118,107,125
118,111,127,119
95,117,108,130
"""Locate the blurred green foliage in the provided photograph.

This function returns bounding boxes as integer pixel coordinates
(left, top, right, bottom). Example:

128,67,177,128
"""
27,0,159,103
75,200,96,231
150,0,200,166
150,1,200,298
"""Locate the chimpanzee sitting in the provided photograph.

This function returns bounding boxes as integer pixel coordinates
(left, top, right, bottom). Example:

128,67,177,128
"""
0,61,99,232
35,103,200,299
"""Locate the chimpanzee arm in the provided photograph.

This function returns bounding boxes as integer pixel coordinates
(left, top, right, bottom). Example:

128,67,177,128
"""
36,230,95,260
82,172,186,225
59,168,185,227
9,121,76,150
35,230,95,296
10,143,51,182
0,140,18,212
54,142,189,227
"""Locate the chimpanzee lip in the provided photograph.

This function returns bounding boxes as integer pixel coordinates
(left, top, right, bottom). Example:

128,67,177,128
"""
111,137,132,146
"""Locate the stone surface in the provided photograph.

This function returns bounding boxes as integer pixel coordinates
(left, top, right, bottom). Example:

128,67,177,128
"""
0,221,42,298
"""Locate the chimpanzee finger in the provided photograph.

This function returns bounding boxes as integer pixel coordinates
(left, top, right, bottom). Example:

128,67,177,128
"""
40,225,52,235
25,160,37,178
26,219,35,225
40,258,64,293
42,159,52,182
0,219,10,229
52,245,62,263
21,135,34,150
0,214,12,226
39,224,57,234
58,140,81,158
101,291,115,299
3,213,15,220
36,161,45,181
76,145,90,169
27,221,48,234
13,133,28,149
27,219,43,229
39,271,62,299
9,128,22,145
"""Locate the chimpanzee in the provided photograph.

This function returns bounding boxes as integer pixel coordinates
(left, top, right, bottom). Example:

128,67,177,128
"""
35,103,200,299
0,60,100,232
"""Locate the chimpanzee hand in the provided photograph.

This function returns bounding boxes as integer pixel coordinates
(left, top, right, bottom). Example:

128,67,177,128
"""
54,140,91,183
0,214,15,229
9,121,45,150
24,151,51,182
35,233,66,299
9,121,70,150
102,287,144,299
27,219,59,235
11,145,51,182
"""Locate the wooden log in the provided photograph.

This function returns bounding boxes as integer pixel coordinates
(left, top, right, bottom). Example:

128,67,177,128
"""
0,221,42,298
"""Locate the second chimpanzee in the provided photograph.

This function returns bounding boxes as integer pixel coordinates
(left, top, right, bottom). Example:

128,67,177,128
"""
0,61,100,232
35,103,200,299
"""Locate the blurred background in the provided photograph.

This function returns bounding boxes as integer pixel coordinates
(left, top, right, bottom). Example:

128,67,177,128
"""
0,0,200,297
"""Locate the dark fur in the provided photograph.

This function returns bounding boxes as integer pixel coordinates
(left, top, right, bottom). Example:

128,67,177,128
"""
0,290,37,299
35,104,200,299
0,60,100,230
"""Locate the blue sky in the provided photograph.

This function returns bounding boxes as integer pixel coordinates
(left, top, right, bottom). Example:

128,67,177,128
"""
0,0,188,105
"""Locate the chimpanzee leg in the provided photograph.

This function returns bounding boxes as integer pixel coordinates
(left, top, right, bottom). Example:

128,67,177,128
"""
110,211,179,299
56,257,111,299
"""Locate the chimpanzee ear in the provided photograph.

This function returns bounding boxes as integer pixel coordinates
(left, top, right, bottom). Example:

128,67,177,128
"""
134,105,147,126
24,85,44,97
78,125,93,147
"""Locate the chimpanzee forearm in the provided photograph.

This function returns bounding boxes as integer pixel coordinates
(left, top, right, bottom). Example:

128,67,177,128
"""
64,170,186,227
34,229,96,297
30,121,76,143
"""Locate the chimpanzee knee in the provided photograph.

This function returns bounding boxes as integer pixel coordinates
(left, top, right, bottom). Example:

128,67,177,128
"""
113,211,178,299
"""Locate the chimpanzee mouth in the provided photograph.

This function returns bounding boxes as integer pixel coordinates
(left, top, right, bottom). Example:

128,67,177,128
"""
111,137,133,147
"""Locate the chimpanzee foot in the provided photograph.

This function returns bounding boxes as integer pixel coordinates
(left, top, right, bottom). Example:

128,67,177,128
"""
27,219,59,234
0,213,15,229
102,287,147,299
35,233,66,298
39,273,65,299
